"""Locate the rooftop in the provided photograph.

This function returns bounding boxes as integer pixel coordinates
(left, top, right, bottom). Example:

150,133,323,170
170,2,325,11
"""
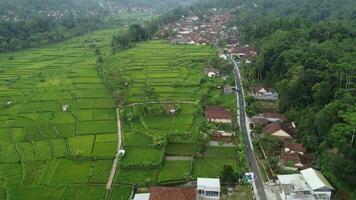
149,186,196,200
197,178,220,192
300,168,334,191
262,122,292,136
205,106,232,120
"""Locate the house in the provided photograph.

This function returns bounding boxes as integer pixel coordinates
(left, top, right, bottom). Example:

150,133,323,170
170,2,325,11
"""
280,152,305,170
260,112,286,122
300,168,334,199
133,193,150,200
277,173,314,200
62,104,69,112
283,141,306,155
249,117,270,128
281,142,316,170
165,104,176,114
251,85,278,100
205,106,232,123
212,130,235,137
277,168,334,200
197,178,221,200
218,53,227,60
204,68,220,77
132,178,221,200
262,122,293,140
148,187,196,200
223,85,233,95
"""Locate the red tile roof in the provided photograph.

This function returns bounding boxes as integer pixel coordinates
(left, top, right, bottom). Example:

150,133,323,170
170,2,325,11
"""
262,122,292,137
261,112,286,121
283,141,306,153
205,106,232,120
250,117,269,126
149,187,196,200
251,84,272,94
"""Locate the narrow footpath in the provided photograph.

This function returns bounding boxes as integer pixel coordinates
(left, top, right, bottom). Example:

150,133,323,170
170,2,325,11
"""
105,107,123,199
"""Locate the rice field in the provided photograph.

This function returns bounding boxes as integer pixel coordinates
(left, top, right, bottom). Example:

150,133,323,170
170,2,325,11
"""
0,28,240,199
0,28,121,199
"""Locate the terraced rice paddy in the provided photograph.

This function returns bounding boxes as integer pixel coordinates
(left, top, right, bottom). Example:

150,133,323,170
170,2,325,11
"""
0,29,126,199
104,40,215,103
105,41,239,188
0,32,238,198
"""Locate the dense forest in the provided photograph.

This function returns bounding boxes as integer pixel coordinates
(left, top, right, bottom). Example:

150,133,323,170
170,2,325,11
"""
223,0,356,198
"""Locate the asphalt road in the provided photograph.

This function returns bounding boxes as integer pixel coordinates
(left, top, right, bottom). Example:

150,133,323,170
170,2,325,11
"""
229,55,268,200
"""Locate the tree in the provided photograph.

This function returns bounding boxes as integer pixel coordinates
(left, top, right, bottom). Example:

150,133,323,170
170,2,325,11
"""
220,165,237,185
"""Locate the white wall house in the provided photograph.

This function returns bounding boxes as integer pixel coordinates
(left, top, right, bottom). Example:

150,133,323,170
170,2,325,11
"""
277,168,334,200
196,178,220,200
300,168,334,200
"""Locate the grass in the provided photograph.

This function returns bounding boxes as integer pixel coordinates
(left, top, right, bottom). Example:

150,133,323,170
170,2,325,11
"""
50,159,92,184
116,168,158,186
193,157,237,178
158,160,192,182
120,147,164,167
165,143,198,156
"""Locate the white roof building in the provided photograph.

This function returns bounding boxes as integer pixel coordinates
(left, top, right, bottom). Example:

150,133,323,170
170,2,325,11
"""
277,168,334,200
300,168,334,199
133,193,150,200
197,178,220,200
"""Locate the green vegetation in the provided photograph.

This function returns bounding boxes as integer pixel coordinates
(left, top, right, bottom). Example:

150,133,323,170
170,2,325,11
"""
0,28,122,199
158,160,192,182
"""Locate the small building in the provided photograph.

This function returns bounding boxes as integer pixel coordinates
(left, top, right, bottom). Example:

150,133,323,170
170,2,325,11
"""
260,112,286,123
300,168,334,199
62,104,69,112
148,186,196,200
283,141,306,155
280,151,316,171
249,117,270,128
165,104,176,114
223,85,233,95
204,68,220,77
251,85,278,100
205,106,232,124
277,168,334,200
197,178,221,200
133,193,150,200
262,122,293,140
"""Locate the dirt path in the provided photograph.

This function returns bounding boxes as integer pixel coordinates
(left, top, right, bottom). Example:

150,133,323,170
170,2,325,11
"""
106,107,122,190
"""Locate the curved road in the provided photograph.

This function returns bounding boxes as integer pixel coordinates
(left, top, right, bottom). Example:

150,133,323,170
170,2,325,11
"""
229,55,268,200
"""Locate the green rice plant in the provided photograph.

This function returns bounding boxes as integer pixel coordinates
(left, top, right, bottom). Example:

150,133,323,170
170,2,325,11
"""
76,120,116,135
165,143,198,156
33,141,53,160
111,185,132,200
120,147,164,168
193,157,237,178
50,159,92,184
50,138,67,158
158,160,191,182
68,135,94,156
60,185,106,200
90,159,113,183
16,142,35,161
116,167,157,185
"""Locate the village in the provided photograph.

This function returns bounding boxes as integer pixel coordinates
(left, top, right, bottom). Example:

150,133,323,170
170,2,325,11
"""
131,8,335,200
